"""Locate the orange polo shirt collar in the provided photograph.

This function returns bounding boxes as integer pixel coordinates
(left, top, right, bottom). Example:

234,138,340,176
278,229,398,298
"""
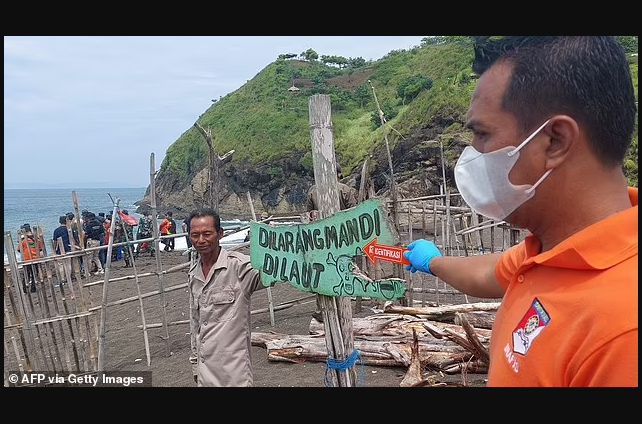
521,187,638,271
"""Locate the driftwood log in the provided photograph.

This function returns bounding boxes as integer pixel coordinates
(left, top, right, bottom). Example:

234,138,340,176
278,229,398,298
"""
383,302,500,329
252,312,493,375
251,331,473,368
399,329,423,387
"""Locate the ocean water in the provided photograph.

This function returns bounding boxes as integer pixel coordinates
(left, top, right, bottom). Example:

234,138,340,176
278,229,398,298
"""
4,187,249,263
4,187,147,238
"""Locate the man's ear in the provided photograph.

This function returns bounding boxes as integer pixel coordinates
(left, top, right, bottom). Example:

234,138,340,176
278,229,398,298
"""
544,115,577,169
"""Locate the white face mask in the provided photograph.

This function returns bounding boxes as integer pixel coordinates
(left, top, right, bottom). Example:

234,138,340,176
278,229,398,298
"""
454,119,553,221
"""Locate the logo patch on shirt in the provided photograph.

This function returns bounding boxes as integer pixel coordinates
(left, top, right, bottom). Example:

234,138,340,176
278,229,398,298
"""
512,298,550,355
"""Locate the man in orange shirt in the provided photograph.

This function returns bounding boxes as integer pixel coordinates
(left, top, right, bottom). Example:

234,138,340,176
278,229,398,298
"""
159,212,174,251
17,223,45,293
404,37,638,387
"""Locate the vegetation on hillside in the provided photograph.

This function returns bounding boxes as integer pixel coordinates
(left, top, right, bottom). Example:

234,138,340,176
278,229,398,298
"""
158,36,638,195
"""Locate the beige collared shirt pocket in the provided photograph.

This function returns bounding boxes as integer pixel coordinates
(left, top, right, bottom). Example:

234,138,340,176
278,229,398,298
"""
199,289,236,323
188,249,265,386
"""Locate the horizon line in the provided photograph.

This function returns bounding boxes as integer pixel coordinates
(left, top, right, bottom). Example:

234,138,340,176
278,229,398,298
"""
5,185,148,190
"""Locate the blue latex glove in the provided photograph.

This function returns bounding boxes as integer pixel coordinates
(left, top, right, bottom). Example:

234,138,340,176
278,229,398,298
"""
403,239,442,275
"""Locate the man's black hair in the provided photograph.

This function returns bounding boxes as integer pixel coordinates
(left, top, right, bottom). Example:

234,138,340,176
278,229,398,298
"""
472,36,636,167
187,209,222,232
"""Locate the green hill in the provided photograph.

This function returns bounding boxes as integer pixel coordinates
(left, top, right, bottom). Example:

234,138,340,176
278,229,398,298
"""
147,36,638,218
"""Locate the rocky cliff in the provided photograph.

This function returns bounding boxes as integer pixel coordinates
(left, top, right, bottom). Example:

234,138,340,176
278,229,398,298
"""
137,121,468,220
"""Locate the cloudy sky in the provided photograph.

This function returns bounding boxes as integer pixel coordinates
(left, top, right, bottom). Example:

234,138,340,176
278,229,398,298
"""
4,36,425,189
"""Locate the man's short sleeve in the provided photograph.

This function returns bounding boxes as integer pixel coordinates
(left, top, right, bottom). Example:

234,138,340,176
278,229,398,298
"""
494,242,528,291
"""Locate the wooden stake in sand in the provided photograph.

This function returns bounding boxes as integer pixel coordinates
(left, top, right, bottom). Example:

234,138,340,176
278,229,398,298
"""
308,94,356,387
148,153,171,358
246,191,275,327
96,197,121,371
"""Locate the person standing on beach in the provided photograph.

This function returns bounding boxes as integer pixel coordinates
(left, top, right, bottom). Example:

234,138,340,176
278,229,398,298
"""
181,219,192,261
66,212,84,273
53,215,73,255
66,212,81,248
187,208,268,387
52,215,72,284
403,36,638,387
135,210,155,257
160,212,177,251
168,212,177,251
118,210,135,267
17,224,44,293
82,212,105,275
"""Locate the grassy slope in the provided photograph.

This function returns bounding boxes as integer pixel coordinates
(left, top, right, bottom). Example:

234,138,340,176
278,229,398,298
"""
158,41,638,192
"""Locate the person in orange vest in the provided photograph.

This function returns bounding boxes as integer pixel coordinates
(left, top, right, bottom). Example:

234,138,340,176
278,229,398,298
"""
159,213,171,251
159,212,176,251
103,214,111,246
17,223,44,293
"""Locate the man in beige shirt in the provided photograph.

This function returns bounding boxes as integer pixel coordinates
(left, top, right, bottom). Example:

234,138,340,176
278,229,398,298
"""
187,209,267,386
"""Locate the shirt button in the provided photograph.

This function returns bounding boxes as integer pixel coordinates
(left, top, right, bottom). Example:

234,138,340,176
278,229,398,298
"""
203,321,208,326
517,275,525,283
228,295,234,301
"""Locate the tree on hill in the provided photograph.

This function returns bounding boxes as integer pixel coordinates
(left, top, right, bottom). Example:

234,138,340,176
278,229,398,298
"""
397,75,434,105
301,48,319,62
321,55,349,68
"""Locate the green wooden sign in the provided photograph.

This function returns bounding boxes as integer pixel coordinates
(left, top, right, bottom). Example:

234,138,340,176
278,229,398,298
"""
250,198,406,301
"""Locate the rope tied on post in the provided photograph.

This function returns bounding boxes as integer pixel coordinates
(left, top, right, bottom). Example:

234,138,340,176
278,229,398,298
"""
324,349,366,387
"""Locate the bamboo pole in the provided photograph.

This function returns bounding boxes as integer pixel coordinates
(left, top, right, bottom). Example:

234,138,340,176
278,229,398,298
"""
88,282,188,311
3,266,33,373
72,190,100,344
39,241,65,371
471,211,483,253
369,80,399,233
139,295,318,329
59,215,98,371
83,261,190,288
459,216,470,257
354,159,371,314
44,242,84,371
44,253,75,372
432,200,438,243
148,153,171,358
389,193,451,204
369,81,404,284
246,191,275,326
405,203,413,307
3,293,25,374
422,202,427,239
437,194,446,306
96,196,121,372
120,212,152,367
193,123,235,211
490,224,496,253
4,232,36,367
61,255,94,370
16,228,51,371
445,191,452,256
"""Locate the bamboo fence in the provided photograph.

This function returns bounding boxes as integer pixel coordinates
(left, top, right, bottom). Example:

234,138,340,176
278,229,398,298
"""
3,186,525,386
4,152,526,386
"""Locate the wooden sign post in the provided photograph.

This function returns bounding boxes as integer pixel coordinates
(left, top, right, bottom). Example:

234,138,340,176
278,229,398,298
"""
254,94,406,387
